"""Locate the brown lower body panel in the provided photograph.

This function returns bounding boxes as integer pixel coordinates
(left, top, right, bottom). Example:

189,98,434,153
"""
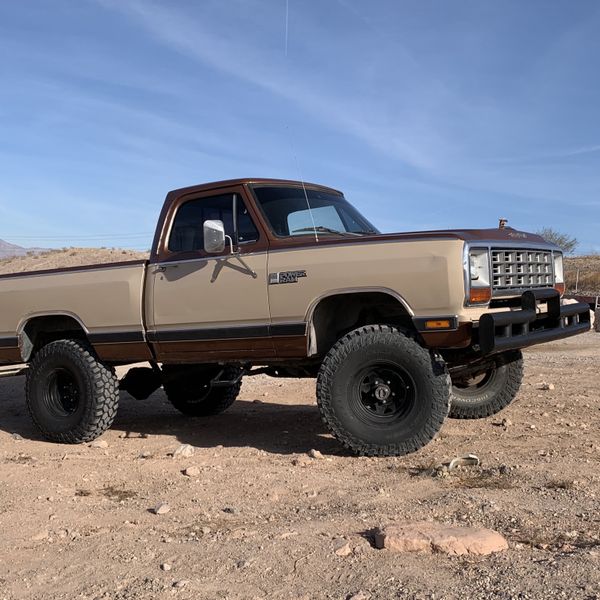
153,336,308,363
150,323,309,363
94,342,154,363
0,347,22,365
154,337,276,363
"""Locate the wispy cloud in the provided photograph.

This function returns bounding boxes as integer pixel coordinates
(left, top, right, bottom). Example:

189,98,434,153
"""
96,0,454,171
490,144,600,165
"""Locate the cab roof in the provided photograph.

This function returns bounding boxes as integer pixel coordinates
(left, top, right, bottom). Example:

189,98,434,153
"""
167,178,343,199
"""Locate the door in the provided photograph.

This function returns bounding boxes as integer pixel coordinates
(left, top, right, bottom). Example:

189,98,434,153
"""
147,186,274,361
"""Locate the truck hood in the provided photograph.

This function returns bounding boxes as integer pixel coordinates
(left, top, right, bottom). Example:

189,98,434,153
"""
266,227,559,252
370,227,555,247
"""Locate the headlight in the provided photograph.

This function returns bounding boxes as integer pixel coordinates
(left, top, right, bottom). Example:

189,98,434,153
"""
466,248,491,304
553,252,565,295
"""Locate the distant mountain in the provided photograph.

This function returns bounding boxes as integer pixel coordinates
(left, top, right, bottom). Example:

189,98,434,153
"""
0,239,48,259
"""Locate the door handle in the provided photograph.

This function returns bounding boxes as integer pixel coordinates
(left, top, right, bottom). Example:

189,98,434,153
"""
153,264,179,274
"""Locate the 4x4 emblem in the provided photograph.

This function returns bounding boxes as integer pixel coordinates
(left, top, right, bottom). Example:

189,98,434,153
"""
269,270,307,285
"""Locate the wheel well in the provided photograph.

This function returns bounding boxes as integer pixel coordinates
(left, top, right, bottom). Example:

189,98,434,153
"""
20,315,88,361
308,292,413,356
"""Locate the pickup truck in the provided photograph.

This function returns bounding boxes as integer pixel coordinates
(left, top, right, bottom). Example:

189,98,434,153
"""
0,178,591,456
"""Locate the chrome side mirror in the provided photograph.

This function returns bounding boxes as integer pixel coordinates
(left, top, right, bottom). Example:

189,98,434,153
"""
203,219,226,254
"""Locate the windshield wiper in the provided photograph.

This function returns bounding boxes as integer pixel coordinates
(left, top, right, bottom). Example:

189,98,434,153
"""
292,226,364,237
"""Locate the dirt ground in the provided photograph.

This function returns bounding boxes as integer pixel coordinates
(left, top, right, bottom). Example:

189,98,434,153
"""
1,333,599,600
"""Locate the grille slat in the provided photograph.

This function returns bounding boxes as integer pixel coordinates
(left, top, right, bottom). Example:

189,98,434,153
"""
491,249,553,292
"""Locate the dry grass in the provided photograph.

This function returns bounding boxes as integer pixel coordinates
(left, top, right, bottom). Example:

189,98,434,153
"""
101,486,138,502
565,255,600,295
544,479,575,490
450,471,515,489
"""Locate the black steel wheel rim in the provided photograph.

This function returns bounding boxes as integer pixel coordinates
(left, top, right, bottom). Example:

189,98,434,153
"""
42,367,81,417
351,362,416,424
187,383,212,404
453,369,497,398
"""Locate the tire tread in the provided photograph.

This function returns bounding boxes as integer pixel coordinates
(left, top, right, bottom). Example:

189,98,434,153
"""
26,339,119,443
316,325,450,456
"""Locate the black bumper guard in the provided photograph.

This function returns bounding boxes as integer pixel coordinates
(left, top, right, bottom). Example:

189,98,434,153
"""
479,289,591,355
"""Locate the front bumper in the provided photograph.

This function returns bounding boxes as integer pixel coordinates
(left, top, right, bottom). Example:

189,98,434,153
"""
479,289,591,355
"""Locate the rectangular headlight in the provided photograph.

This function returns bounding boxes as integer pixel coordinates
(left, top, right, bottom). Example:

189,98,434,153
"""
466,248,491,304
553,252,564,284
554,252,565,295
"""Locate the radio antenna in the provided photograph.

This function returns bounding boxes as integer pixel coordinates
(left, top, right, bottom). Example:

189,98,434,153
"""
287,125,318,242
283,4,317,242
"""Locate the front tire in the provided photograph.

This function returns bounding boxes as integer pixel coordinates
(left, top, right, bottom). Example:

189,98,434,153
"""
449,351,524,419
317,325,450,456
26,339,119,443
163,365,242,416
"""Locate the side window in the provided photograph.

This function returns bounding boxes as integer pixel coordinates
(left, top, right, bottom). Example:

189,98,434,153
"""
168,194,259,252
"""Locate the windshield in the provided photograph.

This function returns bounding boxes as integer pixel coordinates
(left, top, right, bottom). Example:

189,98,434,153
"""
252,186,378,237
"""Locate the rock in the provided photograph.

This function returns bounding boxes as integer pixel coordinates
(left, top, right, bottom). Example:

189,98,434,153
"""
152,502,171,515
172,444,195,458
374,521,508,556
183,466,200,477
222,506,238,514
31,530,48,541
90,440,108,449
308,449,324,459
333,539,352,557
11,433,24,441
160,563,171,571
173,580,189,589
352,538,372,554
236,559,249,569
536,382,555,391
347,592,371,600
501,418,512,427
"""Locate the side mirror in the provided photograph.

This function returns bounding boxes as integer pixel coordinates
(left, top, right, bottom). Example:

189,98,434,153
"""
203,220,226,254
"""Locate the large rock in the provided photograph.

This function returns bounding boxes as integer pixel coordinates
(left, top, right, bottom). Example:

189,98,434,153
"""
374,521,508,556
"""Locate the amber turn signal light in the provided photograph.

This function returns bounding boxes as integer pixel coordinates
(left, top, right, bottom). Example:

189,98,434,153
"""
424,320,452,330
469,287,492,304
554,282,565,296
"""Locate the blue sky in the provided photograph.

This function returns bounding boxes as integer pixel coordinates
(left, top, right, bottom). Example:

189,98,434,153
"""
1,0,599,252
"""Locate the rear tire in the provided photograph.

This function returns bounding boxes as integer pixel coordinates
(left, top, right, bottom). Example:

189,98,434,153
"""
163,365,242,417
449,351,524,419
26,339,119,443
317,325,450,456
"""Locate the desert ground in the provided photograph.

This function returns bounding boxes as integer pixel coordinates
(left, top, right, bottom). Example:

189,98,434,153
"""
0,332,599,600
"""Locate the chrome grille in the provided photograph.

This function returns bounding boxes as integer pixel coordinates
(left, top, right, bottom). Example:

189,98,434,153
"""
491,249,553,292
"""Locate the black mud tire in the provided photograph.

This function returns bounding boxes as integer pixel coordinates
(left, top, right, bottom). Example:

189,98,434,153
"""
449,351,524,419
316,325,450,457
163,366,242,417
26,339,119,443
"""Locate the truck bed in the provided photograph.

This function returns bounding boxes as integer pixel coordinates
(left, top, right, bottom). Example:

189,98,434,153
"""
0,260,148,365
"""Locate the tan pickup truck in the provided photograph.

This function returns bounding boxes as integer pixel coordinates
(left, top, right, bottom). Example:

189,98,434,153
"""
0,178,591,455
